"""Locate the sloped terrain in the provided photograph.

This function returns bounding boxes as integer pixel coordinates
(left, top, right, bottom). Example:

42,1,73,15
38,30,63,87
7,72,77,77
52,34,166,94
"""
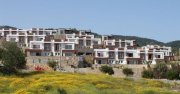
0,72,179,94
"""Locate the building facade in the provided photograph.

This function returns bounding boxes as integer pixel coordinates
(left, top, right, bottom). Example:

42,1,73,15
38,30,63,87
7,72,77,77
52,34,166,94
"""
0,27,174,64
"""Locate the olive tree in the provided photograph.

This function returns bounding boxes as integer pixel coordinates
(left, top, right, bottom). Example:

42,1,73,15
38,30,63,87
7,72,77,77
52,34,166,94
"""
83,55,94,67
123,68,134,77
153,62,168,79
99,65,114,75
47,60,58,71
0,41,26,74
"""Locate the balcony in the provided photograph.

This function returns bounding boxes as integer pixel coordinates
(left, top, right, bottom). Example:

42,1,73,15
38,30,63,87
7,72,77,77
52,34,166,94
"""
107,46,116,50
93,44,104,49
109,52,115,59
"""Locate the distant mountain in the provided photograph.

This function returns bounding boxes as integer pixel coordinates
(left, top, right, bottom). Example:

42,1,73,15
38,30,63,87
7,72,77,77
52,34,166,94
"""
0,25,18,29
90,33,179,54
166,40,180,55
109,35,165,46
166,40,180,47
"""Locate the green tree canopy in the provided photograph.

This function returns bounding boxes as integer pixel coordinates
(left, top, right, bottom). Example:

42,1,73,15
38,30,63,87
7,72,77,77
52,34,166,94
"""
0,41,26,74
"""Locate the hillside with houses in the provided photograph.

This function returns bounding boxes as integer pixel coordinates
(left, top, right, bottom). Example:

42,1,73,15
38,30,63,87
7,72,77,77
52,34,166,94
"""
0,26,180,94
0,26,176,65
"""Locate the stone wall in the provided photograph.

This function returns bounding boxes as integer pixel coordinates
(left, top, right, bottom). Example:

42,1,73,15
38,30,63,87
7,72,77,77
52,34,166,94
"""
26,56,79,68
26,56,151,78
64,64,150,78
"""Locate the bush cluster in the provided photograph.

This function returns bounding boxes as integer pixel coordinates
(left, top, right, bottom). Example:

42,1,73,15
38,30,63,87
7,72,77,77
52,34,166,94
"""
0,41,26,75
142,62,180,80
99,65,114,75
122,68,134,77
47,60,58,71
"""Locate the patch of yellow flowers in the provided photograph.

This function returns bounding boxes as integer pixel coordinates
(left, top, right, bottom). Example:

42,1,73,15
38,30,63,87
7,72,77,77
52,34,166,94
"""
0,72,179,94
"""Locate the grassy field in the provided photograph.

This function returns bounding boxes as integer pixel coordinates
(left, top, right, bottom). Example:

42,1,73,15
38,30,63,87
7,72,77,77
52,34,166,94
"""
0,71,179,94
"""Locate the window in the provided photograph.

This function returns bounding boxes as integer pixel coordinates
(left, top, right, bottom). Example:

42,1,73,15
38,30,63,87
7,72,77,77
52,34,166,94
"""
119,60,123,64
69,39,75,42
118,52,124,58
33,45,40,49
120,60,123,63
44,43,51,51
52,32,56,35
126,42,131,46
19,36,25,43
115,42,119,47
55,44,59,51
93,41,98,45
35,37,42,41
65,53,72,56
79,40,84,46
10,38,16,42
39,31,43,35
28,37,33,42
109,52,115,58
108,60,114,64
97,52,104,57
155,55,161,58
121,42,125,47
108,43,112,46
86,40,91,46
148,54,153,60
127,53,133,57
45,32,50,35
36,52,41,56
140,54,145,59
67,35,73,38
65,45,72,49
12,32,17,35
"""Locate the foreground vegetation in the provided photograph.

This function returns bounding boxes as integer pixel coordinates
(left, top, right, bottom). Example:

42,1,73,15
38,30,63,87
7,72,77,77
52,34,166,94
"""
0,72,179,94
142,62,180,80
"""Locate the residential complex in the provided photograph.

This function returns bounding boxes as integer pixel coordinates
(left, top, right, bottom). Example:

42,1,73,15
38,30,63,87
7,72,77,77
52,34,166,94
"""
0,27,174,64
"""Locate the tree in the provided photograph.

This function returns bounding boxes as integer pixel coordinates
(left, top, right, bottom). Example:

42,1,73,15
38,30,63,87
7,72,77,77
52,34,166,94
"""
166,63,180,80
142,70,154,78
123,68,134,77
83,55,94,67
0,41,26,74
99,65,114,75
153,62,168,79
47,60,57,71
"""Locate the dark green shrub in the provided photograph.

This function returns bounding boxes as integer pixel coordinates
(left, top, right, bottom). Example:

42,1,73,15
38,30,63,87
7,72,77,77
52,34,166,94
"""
57,88,67,94
142,62,180,80
169,63,180,80
153,62,168,79
42,85,52,91
83,55,94,67
123,68,134,77
99,65,114,75
0,66,17,75
0,41,26,75
166,69,180,80
47,60,57,70
142,70,154,78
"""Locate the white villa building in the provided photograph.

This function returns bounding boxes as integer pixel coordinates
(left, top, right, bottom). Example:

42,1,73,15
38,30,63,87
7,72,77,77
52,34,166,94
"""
0,27,174,64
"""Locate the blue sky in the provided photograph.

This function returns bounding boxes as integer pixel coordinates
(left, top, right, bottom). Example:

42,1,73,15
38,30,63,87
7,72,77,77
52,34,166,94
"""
0,0,180,42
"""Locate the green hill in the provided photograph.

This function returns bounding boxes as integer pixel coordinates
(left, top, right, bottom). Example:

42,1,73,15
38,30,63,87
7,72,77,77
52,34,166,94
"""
166,40,180,55
0,25,18,29
109,35,165,46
